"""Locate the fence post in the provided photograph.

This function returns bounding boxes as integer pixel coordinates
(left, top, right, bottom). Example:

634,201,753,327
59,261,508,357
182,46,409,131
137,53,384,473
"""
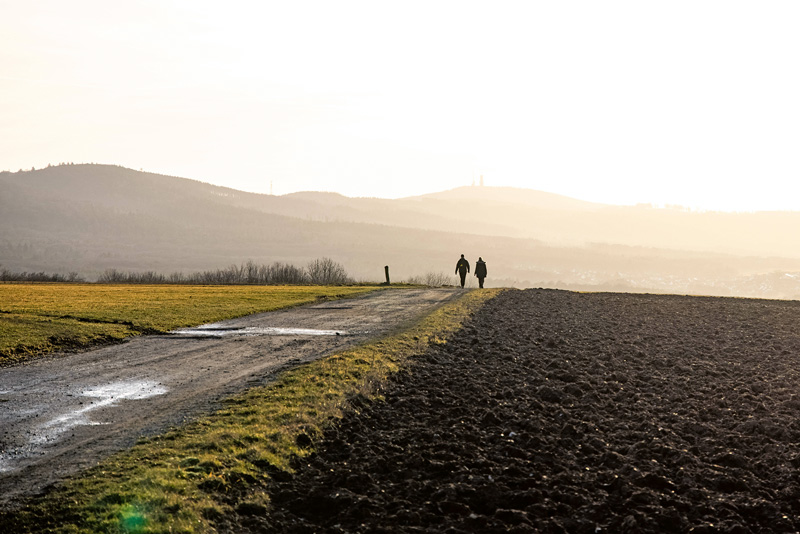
384,266,390,285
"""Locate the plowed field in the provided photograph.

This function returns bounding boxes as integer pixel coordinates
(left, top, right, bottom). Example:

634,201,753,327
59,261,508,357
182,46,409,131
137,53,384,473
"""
229,289,800,533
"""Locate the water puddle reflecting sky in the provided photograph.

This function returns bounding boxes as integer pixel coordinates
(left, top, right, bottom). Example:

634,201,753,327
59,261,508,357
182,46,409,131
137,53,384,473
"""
34,381,168,443
170,326,347,337
0,380,167,473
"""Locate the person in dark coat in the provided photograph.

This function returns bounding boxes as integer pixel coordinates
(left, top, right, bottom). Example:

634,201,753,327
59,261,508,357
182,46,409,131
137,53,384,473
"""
474,257,487,288
455,254,470,288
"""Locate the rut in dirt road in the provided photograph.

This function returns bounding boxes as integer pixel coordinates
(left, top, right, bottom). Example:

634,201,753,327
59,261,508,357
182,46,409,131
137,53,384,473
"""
0,288,460,510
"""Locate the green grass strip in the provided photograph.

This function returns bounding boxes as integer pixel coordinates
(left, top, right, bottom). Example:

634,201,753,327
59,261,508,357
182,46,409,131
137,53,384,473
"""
0,288,502,534
0,314,136,363
0,284,379,364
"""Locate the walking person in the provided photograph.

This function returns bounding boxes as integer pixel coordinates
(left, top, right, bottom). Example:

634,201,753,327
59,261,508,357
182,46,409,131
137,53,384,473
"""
455,254,470,288
475,257,487,288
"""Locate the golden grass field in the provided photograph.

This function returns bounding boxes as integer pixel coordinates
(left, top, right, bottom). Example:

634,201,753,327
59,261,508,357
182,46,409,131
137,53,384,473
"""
0,284,379,364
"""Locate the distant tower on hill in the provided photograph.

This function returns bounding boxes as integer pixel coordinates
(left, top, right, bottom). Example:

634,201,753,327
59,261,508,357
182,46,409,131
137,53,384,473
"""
480,175,484,187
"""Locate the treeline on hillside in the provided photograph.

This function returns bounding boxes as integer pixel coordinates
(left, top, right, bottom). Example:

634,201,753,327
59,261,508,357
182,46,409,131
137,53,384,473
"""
98,258,352,285
0,267,84,282
2,259,353,285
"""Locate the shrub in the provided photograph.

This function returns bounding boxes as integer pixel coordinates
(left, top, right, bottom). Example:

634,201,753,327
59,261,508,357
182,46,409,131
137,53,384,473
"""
407,271,451,287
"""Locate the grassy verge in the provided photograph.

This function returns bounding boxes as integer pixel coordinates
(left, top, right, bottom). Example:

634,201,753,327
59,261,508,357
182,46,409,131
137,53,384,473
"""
0,288,502,533
0,284,379,364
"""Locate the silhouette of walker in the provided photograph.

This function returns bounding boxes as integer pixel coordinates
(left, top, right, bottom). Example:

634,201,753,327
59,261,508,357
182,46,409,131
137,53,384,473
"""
455,254,470,288
475,257,487,288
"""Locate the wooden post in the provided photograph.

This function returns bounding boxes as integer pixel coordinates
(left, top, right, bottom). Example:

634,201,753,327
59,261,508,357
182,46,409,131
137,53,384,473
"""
384,266,390,285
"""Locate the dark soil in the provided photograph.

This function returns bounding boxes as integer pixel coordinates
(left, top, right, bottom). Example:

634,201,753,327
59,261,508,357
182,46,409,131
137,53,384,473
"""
222,289,800,533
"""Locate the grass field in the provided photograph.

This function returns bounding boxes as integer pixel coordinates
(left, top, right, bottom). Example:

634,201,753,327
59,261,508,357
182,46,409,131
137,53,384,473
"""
0,284,379,364
0,286,502,533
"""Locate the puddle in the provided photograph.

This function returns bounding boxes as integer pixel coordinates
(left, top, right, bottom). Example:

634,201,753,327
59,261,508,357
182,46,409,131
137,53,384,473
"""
81,381,168,401
0,381,168,472
34,380,168,444
170,326,348,337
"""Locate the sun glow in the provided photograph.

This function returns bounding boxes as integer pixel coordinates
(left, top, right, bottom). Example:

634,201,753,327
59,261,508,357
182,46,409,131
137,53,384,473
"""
2,1,800,211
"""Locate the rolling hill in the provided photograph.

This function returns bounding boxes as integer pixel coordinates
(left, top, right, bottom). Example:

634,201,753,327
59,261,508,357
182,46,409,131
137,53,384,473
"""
2,164,800,299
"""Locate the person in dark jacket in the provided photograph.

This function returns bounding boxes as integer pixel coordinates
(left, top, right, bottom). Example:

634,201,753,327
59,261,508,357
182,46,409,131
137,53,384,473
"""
474,257,487,288
455,254,470,288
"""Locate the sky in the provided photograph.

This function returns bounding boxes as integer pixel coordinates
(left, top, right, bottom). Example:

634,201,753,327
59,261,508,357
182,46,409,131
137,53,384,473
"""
2,1,799,212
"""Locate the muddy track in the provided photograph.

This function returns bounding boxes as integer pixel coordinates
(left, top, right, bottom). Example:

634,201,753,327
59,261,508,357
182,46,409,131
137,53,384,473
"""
236,289,800,533
0,288,461,510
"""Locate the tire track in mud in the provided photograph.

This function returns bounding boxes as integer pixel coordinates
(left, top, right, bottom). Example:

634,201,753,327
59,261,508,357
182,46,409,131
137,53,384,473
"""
0,288,461,510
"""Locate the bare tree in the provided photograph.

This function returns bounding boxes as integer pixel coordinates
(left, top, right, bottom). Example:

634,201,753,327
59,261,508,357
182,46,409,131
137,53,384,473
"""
306,257,351,285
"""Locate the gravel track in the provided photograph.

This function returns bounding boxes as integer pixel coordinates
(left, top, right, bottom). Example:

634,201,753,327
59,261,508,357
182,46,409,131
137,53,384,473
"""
0,288,460,510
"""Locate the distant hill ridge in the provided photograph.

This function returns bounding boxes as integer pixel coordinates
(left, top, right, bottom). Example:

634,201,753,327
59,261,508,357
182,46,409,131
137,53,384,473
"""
404,185,606,212
3,163,800,299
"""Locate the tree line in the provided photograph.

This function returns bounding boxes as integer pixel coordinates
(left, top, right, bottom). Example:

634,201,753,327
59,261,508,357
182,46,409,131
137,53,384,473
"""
1,259,353,285
0,267,83,282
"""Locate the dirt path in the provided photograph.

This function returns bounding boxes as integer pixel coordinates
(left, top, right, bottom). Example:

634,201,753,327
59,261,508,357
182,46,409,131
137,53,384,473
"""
0,288,460,509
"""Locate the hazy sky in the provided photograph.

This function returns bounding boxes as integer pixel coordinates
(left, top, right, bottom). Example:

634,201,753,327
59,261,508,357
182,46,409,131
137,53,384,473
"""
2,1,799,211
